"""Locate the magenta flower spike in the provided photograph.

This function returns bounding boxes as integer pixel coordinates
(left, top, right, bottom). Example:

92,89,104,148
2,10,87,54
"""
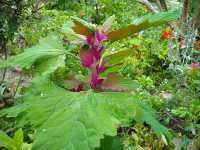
95,31,107,46
90,70,104,88
80,31,107,69
90,65,107,88
91,46,101,60
70,17,116,91
79,30,109,89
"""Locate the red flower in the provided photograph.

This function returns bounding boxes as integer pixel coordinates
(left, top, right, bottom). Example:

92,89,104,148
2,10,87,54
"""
195,33,200,50
194,44,200,50
196,43,200,50
162,31,168,40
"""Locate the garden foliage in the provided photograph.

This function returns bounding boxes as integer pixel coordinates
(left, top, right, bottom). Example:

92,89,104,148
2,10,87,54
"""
0,9,180,150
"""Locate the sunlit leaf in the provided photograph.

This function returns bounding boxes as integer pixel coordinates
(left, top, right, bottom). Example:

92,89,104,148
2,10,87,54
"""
0,33,70,75
107,10,180,41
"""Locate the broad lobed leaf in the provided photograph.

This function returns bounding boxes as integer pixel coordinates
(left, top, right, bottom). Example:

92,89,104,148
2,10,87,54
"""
105,10,179,41
0,33,67,75
0,77,172,150
34,55,66,75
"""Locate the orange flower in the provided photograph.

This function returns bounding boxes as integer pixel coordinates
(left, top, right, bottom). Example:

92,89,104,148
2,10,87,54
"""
168,31,174,39
162,27,174,40
196,43,200,50
195,32,200,50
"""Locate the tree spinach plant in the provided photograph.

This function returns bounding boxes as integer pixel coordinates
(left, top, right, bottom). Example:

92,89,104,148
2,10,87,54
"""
0,10,180,150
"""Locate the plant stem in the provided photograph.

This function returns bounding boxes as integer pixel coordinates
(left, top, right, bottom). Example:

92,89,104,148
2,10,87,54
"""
95,0,100,24
1,42,8,83
14,75,23,97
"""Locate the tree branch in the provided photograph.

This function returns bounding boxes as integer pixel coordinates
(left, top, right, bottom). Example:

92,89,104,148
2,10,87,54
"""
137,0,158,13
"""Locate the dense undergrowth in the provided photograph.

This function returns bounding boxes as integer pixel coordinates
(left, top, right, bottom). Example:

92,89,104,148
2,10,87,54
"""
0,0,200,150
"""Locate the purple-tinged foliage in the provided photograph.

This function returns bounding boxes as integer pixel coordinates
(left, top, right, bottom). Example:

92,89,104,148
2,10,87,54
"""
79,30,109,89
94,31,107,46
90,65,107,88
70,84,84,92
80,31,107,69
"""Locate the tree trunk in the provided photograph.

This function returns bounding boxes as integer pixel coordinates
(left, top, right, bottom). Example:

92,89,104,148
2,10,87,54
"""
193,8,200,29
181,0,189,25
157,0,168,11
0,41,8,83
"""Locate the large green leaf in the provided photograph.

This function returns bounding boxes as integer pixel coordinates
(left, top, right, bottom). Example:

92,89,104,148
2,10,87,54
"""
34,55,66,75
107,10,180,41
0,77,172,150
0,33,69,75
